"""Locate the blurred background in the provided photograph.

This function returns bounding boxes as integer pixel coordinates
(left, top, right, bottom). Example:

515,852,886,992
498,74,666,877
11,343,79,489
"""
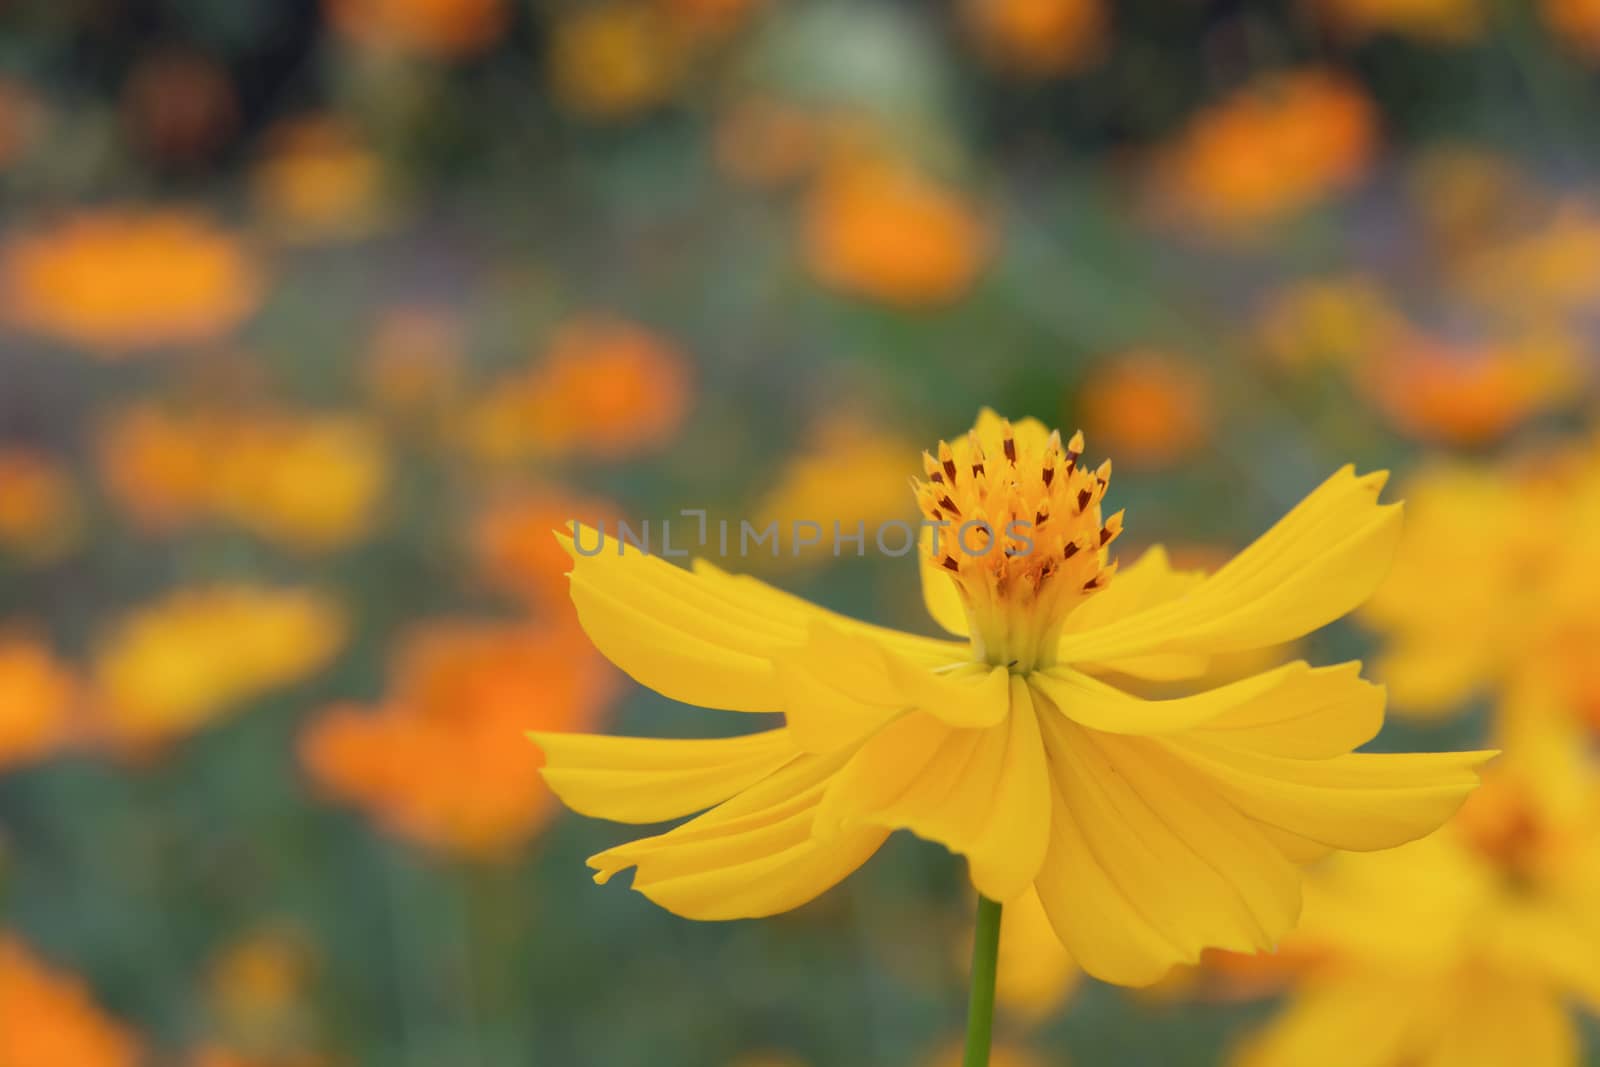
3,0,1600,1065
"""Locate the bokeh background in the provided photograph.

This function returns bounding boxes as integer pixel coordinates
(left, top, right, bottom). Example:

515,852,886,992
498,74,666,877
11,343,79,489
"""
3,0,1600,1065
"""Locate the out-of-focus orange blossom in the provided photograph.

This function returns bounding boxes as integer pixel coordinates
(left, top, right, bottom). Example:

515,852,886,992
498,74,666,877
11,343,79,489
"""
659,0,764,39
0,636,77,772
1155,69,1377,231
465,317,692,461
1312,0,1484,42
961,0,1107,77
301,622,615,859
359,307,464,425
1362,332,1583,446
188,1047,330,1067
91,585,346,751
1544,0,1600,57
97,405,389,552
803,156,991,307
715,99,831,189
1450,201,1600,320
0,448,79,561
325,0,509,58
1076,350,1213,468
0,936,141,1067
0,209,263,354
203,928,320,1061
548,3,684,120
251,117,387,242
472,488,622,612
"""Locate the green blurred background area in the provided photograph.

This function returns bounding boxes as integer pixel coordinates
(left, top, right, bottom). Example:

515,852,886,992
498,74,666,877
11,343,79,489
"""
2,0,1600,1065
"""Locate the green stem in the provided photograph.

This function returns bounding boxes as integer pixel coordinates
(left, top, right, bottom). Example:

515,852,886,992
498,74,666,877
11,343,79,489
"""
962,895,1004,1067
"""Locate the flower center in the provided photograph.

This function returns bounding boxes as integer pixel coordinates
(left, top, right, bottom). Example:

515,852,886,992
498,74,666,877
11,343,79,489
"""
914,418,1120,671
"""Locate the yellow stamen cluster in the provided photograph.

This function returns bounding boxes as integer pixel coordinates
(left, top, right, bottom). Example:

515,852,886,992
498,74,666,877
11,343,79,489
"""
914,419,1121,670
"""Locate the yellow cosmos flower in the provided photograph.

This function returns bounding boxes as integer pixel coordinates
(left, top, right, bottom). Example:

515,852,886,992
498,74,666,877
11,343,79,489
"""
1363,446,1600,725
92,585,345,750
1232,713,1600,1067
534,410,1491,986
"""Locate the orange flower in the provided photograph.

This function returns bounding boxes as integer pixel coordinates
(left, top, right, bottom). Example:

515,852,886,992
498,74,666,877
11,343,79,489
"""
92,585,346,750
1156,69,1377,231
1,209,263,354
1543,0,1600,57
325,0,508,57
0,448,79,561
0,636,76,771
803,157,990,306
121,48,239,167
472,488,622,611
548,4,683,120
466,317,692,460
97,405,389,552
359,307,464,426
1363,332,1583,446
0,936,141,1067
1255,276,1407,371
251,117,387,243
961,0,1107,77
301,623,615,858
1311,0,1484,42
1077,350,1213,468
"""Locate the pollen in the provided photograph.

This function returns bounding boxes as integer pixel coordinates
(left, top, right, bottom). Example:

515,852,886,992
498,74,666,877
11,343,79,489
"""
914,417,1120,669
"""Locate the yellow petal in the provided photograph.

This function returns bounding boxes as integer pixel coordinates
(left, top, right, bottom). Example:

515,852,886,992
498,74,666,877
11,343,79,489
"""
1031,660,1366,738
562,529,961,712
531,727,797,824
1062,545,1209,681
920,524,969,637
1162,736,1494,853
589,749,887,920
1039,715,1301,962
814,677,1050,901
1188,661,1385,758
1421,976,1577,1067
1059,467,1403,666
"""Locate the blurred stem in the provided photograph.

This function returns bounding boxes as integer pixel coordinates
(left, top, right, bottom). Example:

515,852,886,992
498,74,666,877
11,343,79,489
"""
962,895,1003,1067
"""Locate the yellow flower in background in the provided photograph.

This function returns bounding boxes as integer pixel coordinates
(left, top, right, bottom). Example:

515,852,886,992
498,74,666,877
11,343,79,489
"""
1311,0,1484,42
803,157,991,307
92,585,345,750
1076,350,1214,469
204,927,320,1060
960,0,1107,77
465,317,693,461
0,209,263,354
0,448,79,561
1361,330,1584,446
301,622,615,859
752,413,919,568
97,405,389,552
989,887,1080,1023
548,4,683,120
325,0,508,57
534,409,1489,986
1254,275,1407,371
1450,200,1600,320
250,116,388,243
1363,446,1600,726
1154,69,1377,231
0,636,77,772
0,935,141,1067
1231,715,1600,1067
924,1040,1046,1067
